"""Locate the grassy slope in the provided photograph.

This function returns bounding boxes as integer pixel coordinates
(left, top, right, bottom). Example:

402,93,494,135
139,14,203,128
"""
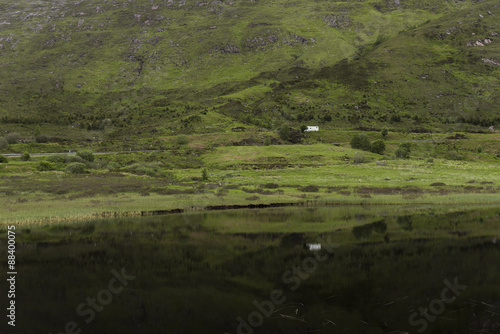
0,0,498,142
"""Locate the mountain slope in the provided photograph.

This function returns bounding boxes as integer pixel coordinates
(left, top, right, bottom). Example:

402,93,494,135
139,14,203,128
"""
0,0,498,138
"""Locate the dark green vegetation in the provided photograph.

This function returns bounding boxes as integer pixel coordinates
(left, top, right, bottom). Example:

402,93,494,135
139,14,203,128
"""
1,206,499,334
0,0,499,146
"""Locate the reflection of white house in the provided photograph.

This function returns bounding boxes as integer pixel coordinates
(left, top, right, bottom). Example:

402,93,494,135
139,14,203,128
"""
304,126,319,132
306,243,321,251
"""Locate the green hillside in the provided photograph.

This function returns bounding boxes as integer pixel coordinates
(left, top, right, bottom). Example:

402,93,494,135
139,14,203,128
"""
0,0,498,141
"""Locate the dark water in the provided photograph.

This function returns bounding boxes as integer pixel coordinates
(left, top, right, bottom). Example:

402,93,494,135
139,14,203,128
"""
1,206,500,334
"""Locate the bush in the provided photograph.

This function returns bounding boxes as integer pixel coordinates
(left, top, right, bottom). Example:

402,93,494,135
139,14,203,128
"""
264,137,271,146
323,114,332,122
381,127,388,137
350,134,371,151
106,162,120,171
176,135,188,145
279,124,290,141
370,140,386,154
65,162,87,174
260,183,279,189
300,185,319,192
121,163,159,177
201,168,209,181
395,147,410,158
0,155,8,163
34,125,42,137
76,150,95,162
46,155,67,164
20,152,30,161
445,151,465,161
35,134,50,143
353,153,367,164
399,142,412,152
36,161,56,171
395,143,412,158
300,124,307,133
5,133,21,144
67,156,86,164
0,138,8,150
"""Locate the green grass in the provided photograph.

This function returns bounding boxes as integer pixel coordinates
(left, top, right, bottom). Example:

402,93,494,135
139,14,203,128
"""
0,0,498,143
1,142,498,225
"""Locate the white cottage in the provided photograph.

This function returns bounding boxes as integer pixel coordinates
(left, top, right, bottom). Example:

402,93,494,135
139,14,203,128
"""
304,126,319,132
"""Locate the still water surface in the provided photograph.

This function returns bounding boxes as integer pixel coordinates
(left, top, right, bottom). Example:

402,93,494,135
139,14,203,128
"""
3,205,500,334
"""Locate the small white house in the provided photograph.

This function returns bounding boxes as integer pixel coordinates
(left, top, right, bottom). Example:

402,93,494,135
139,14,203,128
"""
305,243,322,251
304,126,319,132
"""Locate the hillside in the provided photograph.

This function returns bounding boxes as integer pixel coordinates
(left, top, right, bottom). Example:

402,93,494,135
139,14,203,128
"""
0,0,499,142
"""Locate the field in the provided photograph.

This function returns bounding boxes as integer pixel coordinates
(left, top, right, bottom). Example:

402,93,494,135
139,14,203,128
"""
1,129,498,225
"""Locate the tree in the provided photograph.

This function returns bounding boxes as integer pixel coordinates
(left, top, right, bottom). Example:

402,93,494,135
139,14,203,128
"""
65,162,87,174
381,127,388,138
395,146,410,158
300,124,307,133
370,140,386,154
279,124,290,141
0,155,8,163
20,152,31,161
201,169,209,181
350,134,371,151
36,161,56,171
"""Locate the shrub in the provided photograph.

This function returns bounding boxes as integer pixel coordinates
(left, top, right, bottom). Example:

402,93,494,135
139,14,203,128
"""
65,162,87,174
279,124,290,141
260,183,279,189
201,168,209,181
121,163,159,177
395,143,412,158
176,135,188,145
0,138,8,150
370,140,386,154
20,152,31,161
264,137,271,146
323,114,332,122
106,162,120,171
381,127,388,137
46,155,67,164
5,133,21,144
0,155,8,163
395,147,410,158
399,142,412,152
350,134,371,151
34,125,42,137
67,156,86,164
300,185,319,192
36,161,56,171
445,151,465,161
35,134,50,143
353,153,367,164
76,150,95,162
476,146,483,153
300,124,307,133
245,195,260,201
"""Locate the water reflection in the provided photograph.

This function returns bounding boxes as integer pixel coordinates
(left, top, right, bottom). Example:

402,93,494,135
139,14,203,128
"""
1,205,499,334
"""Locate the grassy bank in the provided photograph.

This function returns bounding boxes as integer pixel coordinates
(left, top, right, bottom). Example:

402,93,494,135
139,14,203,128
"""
1,140,498,225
